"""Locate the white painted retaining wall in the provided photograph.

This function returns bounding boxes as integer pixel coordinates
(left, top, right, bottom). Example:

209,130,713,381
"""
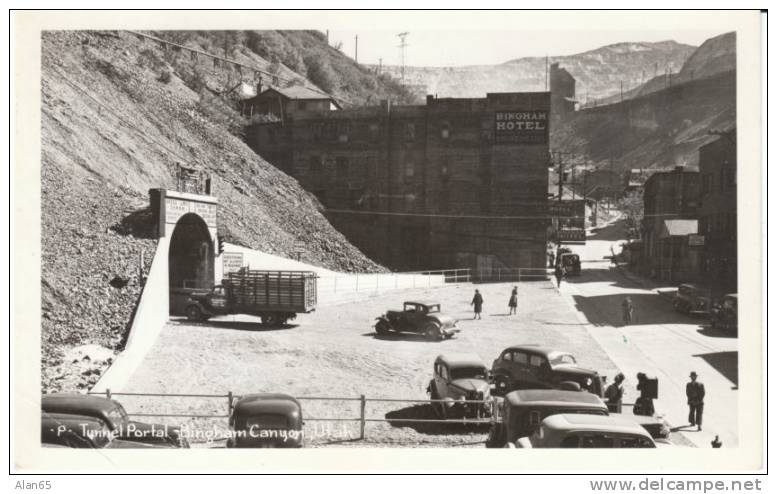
92,236,170,393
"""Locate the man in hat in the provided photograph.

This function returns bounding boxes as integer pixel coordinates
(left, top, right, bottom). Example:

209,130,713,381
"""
686,371,705,431
604,373,625,413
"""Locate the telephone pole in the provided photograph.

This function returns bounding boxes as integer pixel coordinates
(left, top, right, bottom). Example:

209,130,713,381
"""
397,32,409,83
355,35,358,63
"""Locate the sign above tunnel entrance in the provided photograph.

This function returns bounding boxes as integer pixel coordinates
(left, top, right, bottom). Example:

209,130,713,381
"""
494,110,549,145
150,188,218,238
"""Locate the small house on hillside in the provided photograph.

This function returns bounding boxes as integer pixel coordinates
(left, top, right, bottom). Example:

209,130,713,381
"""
242,86,341,121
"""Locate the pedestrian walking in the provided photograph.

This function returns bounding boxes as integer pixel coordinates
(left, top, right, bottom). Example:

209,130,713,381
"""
471,289,483,320
508,286,518,315
554,264,564,288
622,296,634,325
686,371,705,431
604,373,625,413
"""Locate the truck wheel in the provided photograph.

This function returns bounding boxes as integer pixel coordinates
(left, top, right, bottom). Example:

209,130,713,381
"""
375,320,391,335
185,305,202,322
424,323,442,341
261,314,281,326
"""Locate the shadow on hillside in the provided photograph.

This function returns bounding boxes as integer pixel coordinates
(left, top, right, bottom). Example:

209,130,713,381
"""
693,351,738,386
571,293,701,327
110,206,157,239
384,404,490,435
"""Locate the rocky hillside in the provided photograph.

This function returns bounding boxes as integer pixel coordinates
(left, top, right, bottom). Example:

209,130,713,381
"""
149,30,419,107
373,40,696,102
41,31,385,391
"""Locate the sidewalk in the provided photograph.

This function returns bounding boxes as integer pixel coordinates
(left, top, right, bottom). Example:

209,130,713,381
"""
558,266,738,449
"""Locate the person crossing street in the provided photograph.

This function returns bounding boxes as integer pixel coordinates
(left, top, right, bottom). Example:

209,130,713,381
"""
471,289,483,320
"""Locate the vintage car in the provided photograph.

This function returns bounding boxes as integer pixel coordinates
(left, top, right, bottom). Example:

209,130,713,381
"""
491,345,604,397
427,353,492,419
673,284,712,315
375,301,460,340
41,393,189,448
558,252,581,276
41,413,160,449
513,413,656,448
227,393,304,448
609,412,671,440
485,389,608,448
710,293,738,332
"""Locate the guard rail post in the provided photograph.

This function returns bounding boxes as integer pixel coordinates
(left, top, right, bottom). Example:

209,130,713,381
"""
359,394,367,440
227,391,233,417
106,388,112,400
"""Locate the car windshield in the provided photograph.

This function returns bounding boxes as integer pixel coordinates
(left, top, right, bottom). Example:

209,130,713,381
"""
424,305,440,313
548,352,577,366
450,366,488,380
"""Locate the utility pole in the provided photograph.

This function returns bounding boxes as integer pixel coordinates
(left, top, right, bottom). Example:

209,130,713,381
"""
545,55,549,91
326,30,329,45
378,58,382,75
620,80,624,103
355,35,358,63
397,32,409,83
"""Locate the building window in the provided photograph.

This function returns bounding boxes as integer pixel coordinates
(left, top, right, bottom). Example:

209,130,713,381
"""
405,161,415,179
369,123,380,140
440,121,451,139
405,122,416,141
338,123,350,143
440,158,449,180
336,157,349,179
308,155,322,173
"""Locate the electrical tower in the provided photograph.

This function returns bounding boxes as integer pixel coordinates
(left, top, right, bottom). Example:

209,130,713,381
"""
397,32,409,83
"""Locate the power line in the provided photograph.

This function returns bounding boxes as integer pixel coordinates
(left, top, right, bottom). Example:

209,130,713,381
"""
324,208,580,220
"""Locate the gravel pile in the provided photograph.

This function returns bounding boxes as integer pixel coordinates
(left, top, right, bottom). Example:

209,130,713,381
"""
41,31,385,392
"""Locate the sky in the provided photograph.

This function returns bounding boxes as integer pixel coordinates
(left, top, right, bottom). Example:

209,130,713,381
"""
324,29,728,67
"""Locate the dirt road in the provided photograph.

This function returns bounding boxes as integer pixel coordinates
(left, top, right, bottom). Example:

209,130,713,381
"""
117,279,619,447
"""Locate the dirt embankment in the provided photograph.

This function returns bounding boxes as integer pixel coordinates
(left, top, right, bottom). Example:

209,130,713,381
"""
41,31,385,392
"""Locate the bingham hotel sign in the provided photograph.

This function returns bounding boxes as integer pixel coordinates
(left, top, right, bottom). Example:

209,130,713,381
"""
494,110,549,145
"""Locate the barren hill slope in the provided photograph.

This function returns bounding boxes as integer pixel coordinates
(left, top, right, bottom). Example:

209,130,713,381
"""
374,40,696,101
41,31,384,391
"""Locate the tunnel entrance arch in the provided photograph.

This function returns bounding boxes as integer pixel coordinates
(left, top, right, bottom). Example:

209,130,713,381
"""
150,188,220,317
169,213,214,291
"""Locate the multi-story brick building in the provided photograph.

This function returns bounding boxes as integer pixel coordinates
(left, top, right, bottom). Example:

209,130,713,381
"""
641,166,702,282
697,130,737,293
247,92,551,272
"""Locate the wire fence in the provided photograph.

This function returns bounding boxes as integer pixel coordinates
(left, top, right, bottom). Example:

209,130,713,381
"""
87,389,496,442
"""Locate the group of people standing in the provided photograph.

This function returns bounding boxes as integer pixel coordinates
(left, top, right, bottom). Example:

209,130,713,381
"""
604,370,706,432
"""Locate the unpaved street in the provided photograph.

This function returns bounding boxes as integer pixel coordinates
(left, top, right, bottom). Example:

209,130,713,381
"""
117,279,619,447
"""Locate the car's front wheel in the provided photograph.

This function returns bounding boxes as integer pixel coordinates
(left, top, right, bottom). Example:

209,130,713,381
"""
375,320,391,335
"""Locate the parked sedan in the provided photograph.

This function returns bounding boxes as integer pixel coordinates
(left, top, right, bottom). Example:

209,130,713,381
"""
513,413,656,448
427,353,492,419
491,345,604,397
41,393,189,448
375,301,460,340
